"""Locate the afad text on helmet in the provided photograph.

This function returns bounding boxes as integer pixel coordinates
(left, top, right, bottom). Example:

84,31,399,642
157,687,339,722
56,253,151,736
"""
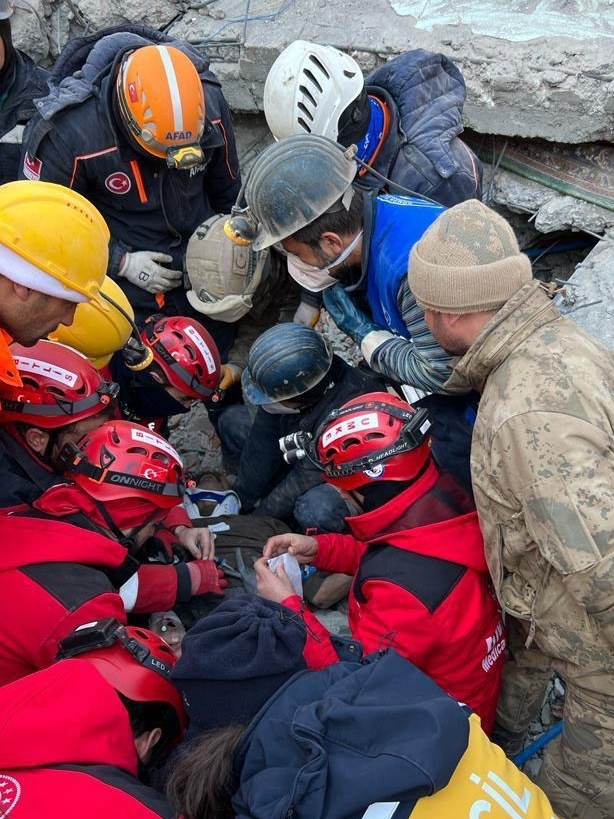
166,130,193,141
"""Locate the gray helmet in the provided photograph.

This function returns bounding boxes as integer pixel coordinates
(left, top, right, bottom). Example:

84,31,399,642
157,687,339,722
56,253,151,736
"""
242,323,333,405
185,214,268,322
227,135,358,252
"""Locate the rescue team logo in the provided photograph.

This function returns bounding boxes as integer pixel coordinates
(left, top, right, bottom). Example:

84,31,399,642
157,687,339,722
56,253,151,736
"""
0,774,21,815
184,324,216,373
105,172,132,195
321,412,379,448
13,356,78,387
128,81,138,103
22,152,42,181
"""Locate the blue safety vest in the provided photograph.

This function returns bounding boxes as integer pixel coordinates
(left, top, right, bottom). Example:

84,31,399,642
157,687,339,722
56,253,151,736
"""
366,194,445,336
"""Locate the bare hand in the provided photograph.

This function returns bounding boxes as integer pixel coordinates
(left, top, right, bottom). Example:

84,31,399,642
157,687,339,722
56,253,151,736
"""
263,533,318,563
255,556,297,603
174,525,215,560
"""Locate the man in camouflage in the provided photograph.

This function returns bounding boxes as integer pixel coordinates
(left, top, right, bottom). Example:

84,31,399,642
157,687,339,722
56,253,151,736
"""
408,198,614,819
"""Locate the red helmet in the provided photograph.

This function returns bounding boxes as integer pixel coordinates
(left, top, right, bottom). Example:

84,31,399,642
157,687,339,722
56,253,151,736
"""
61,419,186,507
315,392,432,490
0,340,118,428
56,618,187,737
140,315,221,399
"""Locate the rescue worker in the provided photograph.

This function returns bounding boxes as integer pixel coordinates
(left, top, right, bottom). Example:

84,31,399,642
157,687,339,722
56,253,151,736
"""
107,314,222,434
0,339,119,512
0,419,226,684
407,198,614,819
0,620,186,817
0,339,215,561
184,212,302,399
217,322,385,531
20,26,241,357
225,135,477,490
49,274,135,369
264,40,482,206
166,596,557,819
0,0,49,182
0,179,109,385
259,391,505,734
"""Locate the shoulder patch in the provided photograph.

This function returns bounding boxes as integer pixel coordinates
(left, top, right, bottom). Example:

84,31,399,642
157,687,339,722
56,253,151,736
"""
0,774,21,815
22,152,42,181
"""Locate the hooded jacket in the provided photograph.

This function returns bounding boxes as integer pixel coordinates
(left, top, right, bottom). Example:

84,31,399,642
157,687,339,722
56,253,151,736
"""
0,516,129,685
446,281,614,683
19,25,241,319
283,460,505,733
360,50,482,207
232,650,556,819
0,660,173,818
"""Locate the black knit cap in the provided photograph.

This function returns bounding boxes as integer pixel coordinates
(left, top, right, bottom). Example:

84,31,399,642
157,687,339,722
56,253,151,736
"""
171,593,307,737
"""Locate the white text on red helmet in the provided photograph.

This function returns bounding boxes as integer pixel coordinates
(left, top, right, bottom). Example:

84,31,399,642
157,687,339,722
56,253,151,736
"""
184,325,216,374
130,426,183,466
322,412,379,447
14,356,78,387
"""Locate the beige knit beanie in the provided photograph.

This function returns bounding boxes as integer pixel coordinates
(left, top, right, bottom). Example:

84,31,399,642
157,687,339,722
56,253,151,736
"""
408,200,532,314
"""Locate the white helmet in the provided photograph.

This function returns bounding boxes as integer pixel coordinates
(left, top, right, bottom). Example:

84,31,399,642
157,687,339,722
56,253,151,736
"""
264,40,363,142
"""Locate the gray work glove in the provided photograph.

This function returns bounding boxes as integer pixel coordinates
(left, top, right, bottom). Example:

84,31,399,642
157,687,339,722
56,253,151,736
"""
118,250,183,294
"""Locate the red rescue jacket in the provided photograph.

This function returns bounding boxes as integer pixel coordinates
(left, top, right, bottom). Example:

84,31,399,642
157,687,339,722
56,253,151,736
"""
284,461,506,734
0,660,173,818
0,516,129,685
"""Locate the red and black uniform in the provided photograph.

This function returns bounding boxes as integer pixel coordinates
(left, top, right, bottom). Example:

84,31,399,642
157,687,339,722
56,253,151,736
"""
0,516,129,685
283,461,506,733
0,660,174,818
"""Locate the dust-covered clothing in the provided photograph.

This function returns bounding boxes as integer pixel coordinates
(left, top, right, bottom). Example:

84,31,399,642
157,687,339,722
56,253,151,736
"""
447,280,614,818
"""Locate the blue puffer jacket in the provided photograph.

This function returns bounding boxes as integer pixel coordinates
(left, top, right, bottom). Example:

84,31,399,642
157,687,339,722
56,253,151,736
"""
232,650,470,819
20,25,241,321
361,50,482,207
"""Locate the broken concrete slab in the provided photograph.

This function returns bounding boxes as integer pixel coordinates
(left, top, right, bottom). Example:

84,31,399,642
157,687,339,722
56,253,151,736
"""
162,0,614,144
555,234,614,350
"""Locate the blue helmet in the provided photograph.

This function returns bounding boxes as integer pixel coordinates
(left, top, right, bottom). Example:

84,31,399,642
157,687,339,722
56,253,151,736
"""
242,323,333,405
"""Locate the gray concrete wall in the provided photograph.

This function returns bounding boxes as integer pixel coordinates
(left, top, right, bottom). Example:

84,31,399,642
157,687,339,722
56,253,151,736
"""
11,0,614,145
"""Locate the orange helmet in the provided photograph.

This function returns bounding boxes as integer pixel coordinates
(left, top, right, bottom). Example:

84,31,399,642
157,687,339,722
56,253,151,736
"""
116,44,206,169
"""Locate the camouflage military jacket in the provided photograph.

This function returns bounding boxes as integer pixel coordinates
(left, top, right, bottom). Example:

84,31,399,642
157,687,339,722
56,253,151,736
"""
446,281,614,680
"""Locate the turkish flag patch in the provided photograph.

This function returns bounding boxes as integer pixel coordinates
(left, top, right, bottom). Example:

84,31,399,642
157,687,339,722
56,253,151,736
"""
22,152,42,181
0,775,21,816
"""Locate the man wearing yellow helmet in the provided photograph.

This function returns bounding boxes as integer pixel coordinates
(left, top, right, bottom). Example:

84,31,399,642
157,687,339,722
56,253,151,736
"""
20,26,240,359
0,179,109,386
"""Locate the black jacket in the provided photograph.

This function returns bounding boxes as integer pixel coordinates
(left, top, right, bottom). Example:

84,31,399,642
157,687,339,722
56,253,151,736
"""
20,26,241,320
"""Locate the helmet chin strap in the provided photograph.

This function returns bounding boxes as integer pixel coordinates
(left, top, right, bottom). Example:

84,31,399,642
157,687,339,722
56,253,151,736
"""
92,498,160,553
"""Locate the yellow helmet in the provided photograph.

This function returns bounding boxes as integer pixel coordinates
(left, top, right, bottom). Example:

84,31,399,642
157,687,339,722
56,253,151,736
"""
116,45,205,170
0,180,109,302
48,276,134,368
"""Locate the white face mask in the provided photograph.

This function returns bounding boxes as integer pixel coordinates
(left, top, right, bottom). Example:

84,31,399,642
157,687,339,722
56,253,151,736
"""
286,230,363,293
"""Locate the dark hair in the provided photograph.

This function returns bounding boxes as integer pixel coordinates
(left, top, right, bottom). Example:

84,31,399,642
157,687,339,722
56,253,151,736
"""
166,725,245,819
292,188,363,248
118,693,182,767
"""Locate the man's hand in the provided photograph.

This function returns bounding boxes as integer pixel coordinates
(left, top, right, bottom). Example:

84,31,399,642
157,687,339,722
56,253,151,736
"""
174,525,215,560
322,283,380,344
186,559,228,597
119,251,183,294
263,533,318,564
255,556,297,603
